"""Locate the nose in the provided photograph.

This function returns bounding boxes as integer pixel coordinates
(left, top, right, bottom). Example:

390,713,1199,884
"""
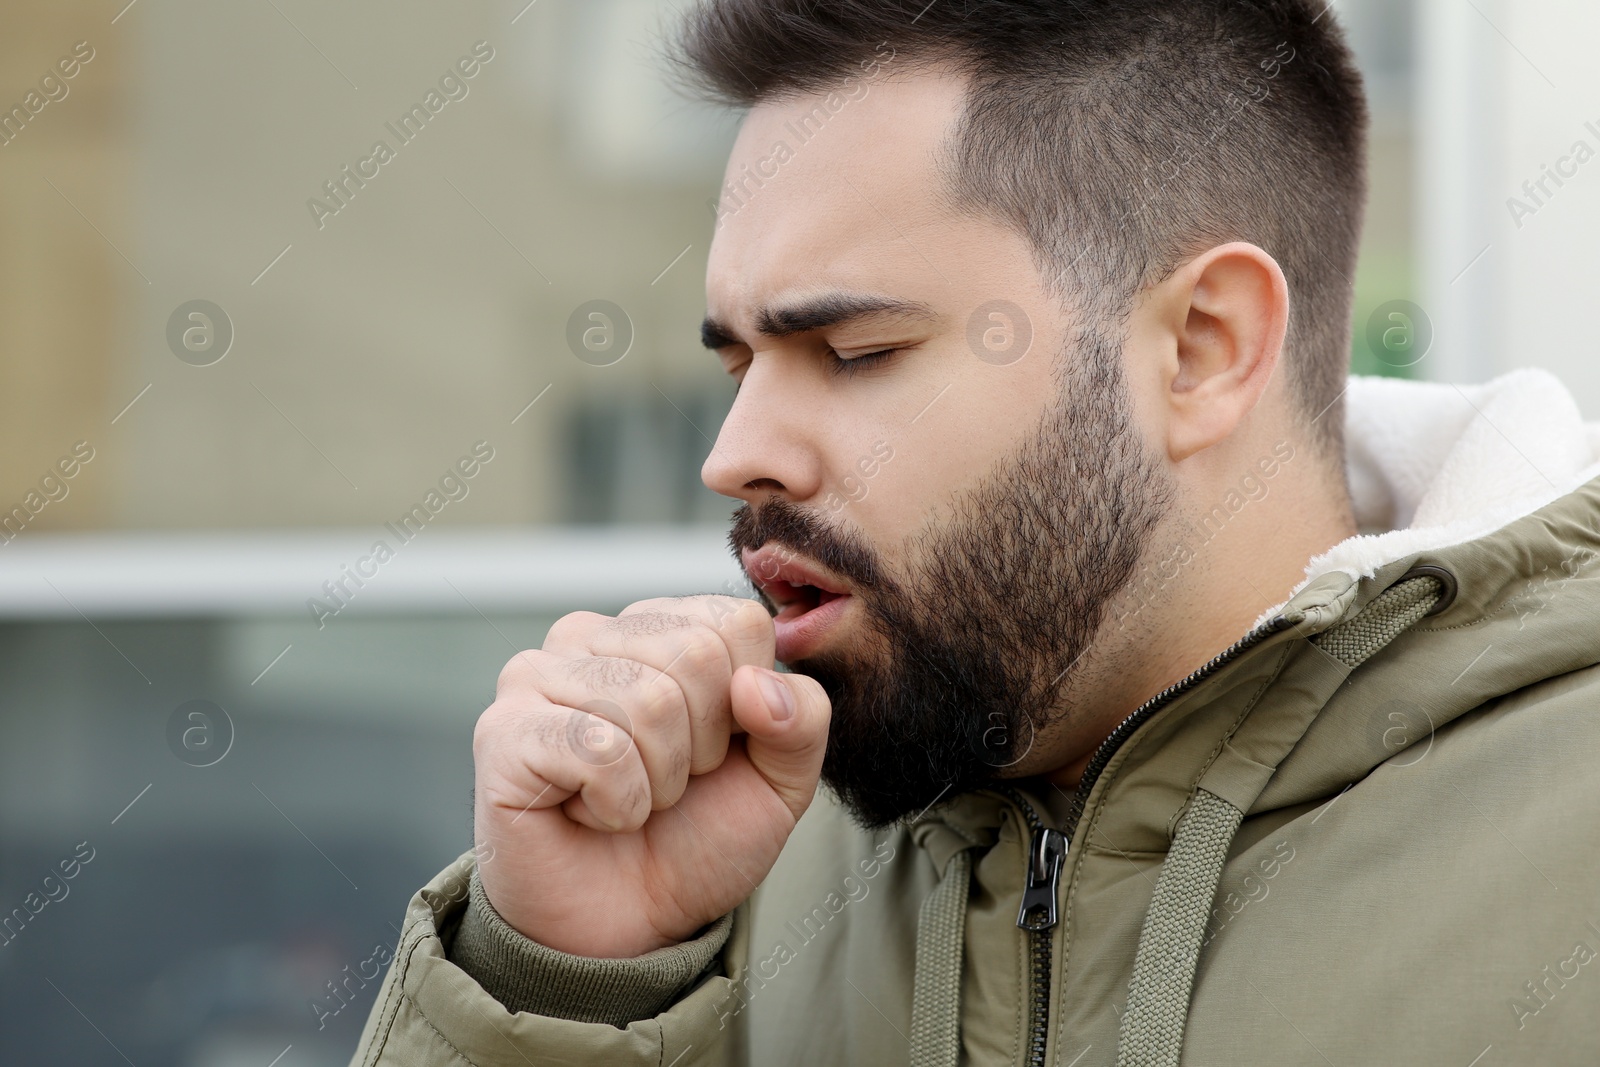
700,357,824,506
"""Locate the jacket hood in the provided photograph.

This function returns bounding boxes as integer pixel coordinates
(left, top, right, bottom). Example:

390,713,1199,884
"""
1273,367,1600,613
1247,369,1600,815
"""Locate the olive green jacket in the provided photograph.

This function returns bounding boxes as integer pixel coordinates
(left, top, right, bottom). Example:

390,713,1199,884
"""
348,371,1600,1065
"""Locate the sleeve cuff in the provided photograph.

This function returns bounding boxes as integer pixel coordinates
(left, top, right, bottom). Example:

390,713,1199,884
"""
447,865,734,1028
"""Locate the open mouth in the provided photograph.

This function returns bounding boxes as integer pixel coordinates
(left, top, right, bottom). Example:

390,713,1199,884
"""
739,545,856,660
773,583,847,622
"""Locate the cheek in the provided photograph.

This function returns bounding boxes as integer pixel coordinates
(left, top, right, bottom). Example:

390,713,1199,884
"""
902,370,1054,492
814,353,1058,593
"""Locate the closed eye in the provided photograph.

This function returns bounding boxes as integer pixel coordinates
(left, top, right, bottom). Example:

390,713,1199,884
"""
826,348,898,377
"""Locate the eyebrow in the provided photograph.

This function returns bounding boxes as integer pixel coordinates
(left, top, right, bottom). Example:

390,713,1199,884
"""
701,292,937,350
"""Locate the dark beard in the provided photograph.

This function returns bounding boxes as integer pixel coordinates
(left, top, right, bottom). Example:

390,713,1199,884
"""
726,327,1172,829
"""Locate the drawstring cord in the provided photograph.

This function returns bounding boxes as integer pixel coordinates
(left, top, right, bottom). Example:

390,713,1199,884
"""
1114,788,1243,1067
909,846,976,1067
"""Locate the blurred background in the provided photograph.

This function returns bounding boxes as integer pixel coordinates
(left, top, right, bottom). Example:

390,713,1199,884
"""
0,0,1595,1062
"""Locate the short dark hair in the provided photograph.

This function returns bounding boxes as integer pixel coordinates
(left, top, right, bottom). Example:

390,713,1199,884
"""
670,0,1368,458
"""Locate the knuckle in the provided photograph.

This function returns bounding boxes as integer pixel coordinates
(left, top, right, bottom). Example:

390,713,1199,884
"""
560,705,635,767
475,699,523,738
473,705,526,767
676,623,732,683
473,700,555,760
494,651,536,692
716,596,773,640
566,655,644,691
629,671,687,731
495,649,553,694
608,610,692,638
543,610,606,649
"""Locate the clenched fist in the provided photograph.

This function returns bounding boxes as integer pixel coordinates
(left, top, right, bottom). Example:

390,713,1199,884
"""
472,594,832,958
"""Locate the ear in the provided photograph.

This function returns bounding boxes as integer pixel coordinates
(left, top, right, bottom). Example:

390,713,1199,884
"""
1152,242,1289,463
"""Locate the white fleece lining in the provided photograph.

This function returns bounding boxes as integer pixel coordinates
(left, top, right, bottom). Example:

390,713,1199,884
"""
1251,369,1600,628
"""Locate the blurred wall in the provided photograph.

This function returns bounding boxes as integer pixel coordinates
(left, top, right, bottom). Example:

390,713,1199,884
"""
1419,0,1600,412
1,0,741,535
0,5,124,531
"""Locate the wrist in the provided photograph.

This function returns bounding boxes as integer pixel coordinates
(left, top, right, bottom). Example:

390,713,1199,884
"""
479,880,685,959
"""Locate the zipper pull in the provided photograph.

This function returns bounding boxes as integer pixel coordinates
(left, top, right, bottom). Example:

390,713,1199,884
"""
1016,826,1067,931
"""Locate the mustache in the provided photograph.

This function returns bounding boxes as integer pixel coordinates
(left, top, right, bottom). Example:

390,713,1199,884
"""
726,499,883,592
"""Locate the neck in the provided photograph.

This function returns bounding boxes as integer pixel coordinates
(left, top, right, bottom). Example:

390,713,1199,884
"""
1043,448,1356,791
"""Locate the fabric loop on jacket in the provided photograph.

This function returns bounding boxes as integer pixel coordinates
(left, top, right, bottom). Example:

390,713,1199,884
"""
909,845,975,1067
1311,574,1443,668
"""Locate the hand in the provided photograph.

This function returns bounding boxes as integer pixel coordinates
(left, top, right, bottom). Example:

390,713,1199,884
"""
472,595,831,958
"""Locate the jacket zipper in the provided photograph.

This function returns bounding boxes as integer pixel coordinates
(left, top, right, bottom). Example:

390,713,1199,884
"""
1000,611,1296,1065
1059,612,1297,835
1011,795,1066,1067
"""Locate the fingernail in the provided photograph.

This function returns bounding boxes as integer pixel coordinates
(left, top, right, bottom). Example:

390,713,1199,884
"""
758,668,795,721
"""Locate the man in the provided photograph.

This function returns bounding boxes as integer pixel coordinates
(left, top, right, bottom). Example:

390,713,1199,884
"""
351,2,1600,1064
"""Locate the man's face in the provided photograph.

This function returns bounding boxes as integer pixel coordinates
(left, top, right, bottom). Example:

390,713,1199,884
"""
703,72,1172,827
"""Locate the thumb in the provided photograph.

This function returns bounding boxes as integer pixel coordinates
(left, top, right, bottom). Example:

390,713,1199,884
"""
729,664,831,820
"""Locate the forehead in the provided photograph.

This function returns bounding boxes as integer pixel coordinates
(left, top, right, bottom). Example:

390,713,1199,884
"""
705,72,970,320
